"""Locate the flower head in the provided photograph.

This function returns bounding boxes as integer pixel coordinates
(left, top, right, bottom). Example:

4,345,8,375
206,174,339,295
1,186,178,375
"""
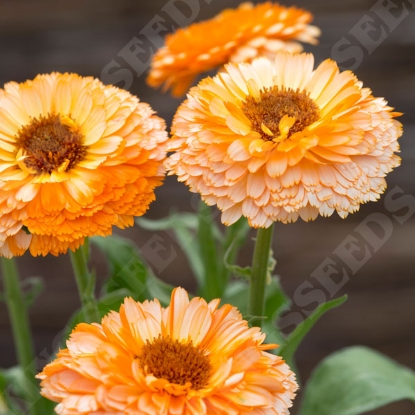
166,52,402,228
147,2,320,96
0,73,168,257
37,287,298,415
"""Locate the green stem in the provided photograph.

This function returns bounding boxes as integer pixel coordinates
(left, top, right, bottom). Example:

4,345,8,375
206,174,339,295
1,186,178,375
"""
198,201,222,300
69,239,100,323
1,257,41,415
249,224,275,328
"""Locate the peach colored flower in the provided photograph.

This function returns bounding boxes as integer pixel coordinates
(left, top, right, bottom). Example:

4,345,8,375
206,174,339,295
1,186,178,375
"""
147,2,320,96
0,73,168,257
166,52,402,228
37,287,298,415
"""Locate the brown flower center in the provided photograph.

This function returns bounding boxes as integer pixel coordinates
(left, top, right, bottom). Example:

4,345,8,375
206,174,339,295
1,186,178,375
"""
138,335,212,390
242,86,320,140
15,113,86,174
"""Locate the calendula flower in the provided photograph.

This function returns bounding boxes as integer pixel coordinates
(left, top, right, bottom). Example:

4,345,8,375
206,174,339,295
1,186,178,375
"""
0,73,168,257
147,2,320,96
166,53,402,228
37,287,298,415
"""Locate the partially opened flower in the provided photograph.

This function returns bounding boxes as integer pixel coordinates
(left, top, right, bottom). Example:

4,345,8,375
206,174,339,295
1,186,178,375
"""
0,73,168,257
166,52,402,228
147,2,320,96
38,287,298,415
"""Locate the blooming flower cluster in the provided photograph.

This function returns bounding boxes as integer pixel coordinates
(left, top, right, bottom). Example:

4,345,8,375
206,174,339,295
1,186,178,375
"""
1,3,404,415
0,73,167,257
166,53,402,227
38,288,298,415
147,2,320,96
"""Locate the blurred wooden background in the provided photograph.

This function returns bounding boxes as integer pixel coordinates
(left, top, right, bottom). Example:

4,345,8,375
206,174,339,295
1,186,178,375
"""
0,1,414,414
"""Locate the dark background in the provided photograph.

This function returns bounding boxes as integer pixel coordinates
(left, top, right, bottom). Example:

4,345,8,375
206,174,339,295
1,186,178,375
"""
0,1,414,414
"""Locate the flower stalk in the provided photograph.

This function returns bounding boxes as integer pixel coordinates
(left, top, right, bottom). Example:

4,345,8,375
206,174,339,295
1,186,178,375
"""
1,257,41,415
69,239,100,323
249,224,274,328
198,201,222,300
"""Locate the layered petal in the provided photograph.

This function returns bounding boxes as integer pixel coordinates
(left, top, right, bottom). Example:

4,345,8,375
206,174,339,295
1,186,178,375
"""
166,53,402,227
147,2,320,96
38,288,298,415
0,73,168,257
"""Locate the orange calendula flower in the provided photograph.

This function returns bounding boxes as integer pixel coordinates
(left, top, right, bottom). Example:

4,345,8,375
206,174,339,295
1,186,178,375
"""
37,287,298,415
0,73,168,257
166,52,402,228
147,2,320,96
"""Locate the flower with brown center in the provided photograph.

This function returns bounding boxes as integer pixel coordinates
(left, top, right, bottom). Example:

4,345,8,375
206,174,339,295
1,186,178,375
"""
15,114,87,174
138,335,213,390
241,86,320,141
37,287,298,415
166,52,402,227
0,73,168,257
147,2,320,96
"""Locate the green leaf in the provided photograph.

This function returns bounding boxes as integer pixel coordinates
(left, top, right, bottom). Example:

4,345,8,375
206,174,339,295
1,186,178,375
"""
137,213,199,231
0,367,54,415
60,285,175,351
300,346,415,415
264,276,290,321
21,277,44,308
96,289,133,316
220,218,250,281
0,277,44,309
0,368,21,414
223,240,251,280
0,367,37,406
0,391,13,415
222,280,249,314
279,295,347,364
93,234,175,306
224,263,252,279
61,235,176,347
146,274,175,306
137,214,205,286
59,288,132,349
92,235,151,302
171,224,204,286
260,276,290,347
222,277,290,347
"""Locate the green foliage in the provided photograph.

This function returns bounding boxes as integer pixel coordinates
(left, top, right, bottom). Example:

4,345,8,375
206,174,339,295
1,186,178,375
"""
60,288,132,347
222,280,249,313
219,217,251,282
278,295,347,366
137,213,206,287
197,201,221,298
59,235,176,347
93,235,150,302
225,262,251,281
92,235,175,306
0,277,44,310
137,203,251,300
0,367,22,415
222,276,290,347
21,277,44,309
300,346,415,415
0,367,54,415
224,237,275,285
261,276,291,346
